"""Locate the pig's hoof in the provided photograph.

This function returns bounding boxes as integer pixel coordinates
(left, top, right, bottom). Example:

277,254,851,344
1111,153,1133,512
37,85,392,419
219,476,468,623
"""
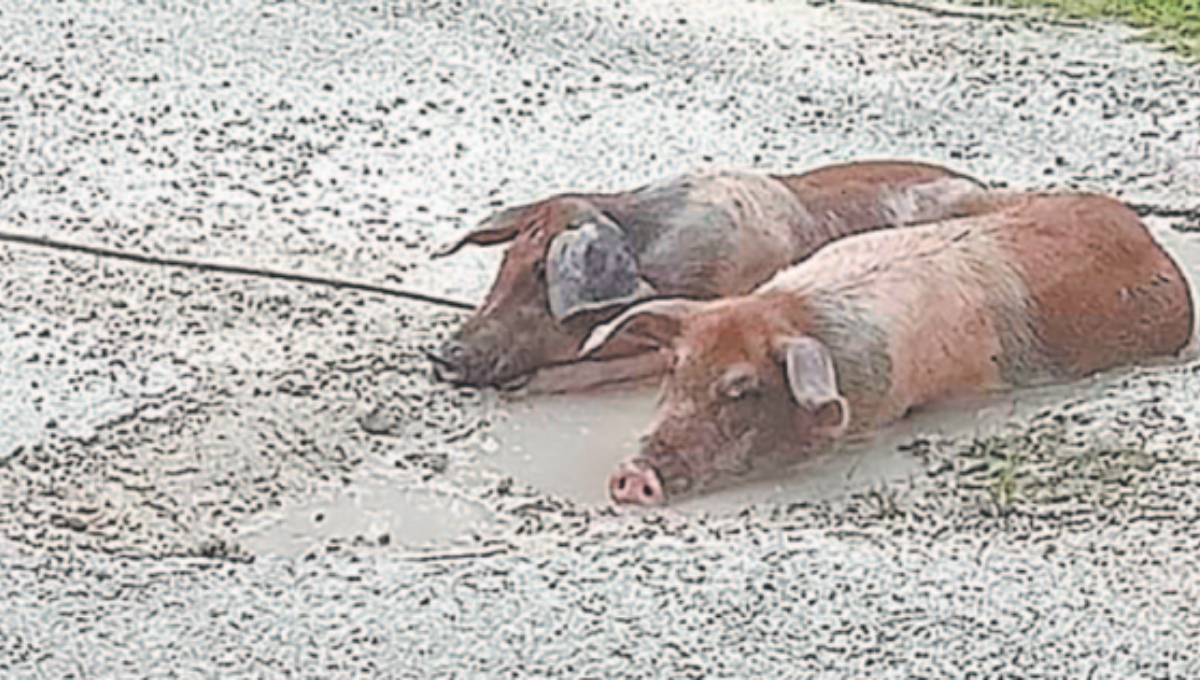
608,462,664,505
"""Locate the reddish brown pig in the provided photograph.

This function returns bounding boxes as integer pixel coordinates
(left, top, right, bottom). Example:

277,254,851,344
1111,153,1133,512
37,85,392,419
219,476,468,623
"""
427,161,992,391
580,193,1194,505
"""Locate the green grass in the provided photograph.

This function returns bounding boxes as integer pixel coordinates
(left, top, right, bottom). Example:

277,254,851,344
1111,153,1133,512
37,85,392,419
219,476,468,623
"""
970,0,1200,58
961,421,1155,508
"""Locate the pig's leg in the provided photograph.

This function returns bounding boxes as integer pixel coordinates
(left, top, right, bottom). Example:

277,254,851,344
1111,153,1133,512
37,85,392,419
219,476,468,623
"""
517,352,669,395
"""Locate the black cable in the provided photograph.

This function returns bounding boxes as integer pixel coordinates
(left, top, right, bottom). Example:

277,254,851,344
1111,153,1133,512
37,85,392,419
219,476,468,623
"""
0,229,477,311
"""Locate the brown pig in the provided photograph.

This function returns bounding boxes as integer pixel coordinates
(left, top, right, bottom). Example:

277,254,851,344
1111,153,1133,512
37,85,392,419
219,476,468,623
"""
579,192,1195,505
427,161,993,391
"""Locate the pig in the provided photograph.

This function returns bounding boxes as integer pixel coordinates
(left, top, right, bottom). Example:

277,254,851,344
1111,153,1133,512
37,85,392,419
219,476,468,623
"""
579,192,1195,505
427,161,993,392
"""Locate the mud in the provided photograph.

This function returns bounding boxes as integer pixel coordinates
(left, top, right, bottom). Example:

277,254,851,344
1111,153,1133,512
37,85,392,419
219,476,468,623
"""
2,0,1200,675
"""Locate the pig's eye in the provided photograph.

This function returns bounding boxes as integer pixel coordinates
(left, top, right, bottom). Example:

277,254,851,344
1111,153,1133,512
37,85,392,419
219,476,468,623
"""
728,387,758,401
719,371,762,401
531,259,546,279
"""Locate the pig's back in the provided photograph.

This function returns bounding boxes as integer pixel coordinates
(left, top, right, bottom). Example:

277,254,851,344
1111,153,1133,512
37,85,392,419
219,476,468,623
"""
775,161,991,247
995,193,1193,376
760,193,1192,425
766,207,1035,422
619,170,817,298
616,165,991,301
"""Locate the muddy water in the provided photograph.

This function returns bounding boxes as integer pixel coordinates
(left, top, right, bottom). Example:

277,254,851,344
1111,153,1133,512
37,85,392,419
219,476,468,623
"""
482,374,1101,509
481,389,660,505
238,474,494,558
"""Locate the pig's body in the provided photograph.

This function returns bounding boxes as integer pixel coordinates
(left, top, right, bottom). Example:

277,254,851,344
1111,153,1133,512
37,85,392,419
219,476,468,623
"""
581,193,1194,504
429,161,991,391
612,167,984,301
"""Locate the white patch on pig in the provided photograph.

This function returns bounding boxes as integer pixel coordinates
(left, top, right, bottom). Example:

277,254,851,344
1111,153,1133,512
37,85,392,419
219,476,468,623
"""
762,210,1039,425
878,176,990,226
624,170,817,296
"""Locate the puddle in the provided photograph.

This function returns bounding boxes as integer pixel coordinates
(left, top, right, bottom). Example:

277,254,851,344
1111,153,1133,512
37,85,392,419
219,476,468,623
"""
481,390,659,505
238,478,494,558
238,221,1200,542
483,382,1080,510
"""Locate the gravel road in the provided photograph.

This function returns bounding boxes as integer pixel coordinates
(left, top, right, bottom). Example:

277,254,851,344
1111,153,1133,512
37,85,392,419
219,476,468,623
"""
2,0,1200,676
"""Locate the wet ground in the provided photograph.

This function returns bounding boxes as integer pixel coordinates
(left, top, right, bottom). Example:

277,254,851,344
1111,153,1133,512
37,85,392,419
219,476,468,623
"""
2,0,1200,675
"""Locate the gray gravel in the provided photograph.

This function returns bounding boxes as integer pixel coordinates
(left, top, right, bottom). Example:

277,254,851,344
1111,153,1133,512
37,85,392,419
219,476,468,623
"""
2,0,1200,676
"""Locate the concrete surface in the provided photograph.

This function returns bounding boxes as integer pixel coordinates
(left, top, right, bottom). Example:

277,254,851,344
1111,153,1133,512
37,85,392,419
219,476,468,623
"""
2,0,1200,676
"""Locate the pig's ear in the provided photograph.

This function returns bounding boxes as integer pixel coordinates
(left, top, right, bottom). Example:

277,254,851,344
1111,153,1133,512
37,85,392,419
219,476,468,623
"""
430,208,524,259
781,336,850,432
578,298,702,358
546,216,654,319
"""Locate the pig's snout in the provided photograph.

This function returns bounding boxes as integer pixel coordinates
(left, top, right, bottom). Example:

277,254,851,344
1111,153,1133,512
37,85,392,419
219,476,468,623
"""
426,339,468,384
608,460,664,506
427,336,530,388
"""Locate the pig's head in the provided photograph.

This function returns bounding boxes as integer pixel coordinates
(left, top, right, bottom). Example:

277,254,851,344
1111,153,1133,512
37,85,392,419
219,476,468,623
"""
428,196,655,388
580,297,850,505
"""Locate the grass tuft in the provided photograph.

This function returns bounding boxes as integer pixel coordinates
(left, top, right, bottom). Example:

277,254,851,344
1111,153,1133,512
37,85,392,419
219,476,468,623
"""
960,421,1155,508
969,0,1200,58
